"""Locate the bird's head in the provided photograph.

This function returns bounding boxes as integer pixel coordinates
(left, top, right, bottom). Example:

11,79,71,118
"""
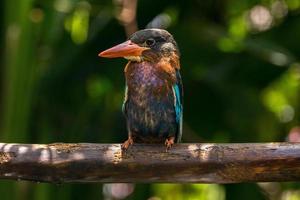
99,29,179,62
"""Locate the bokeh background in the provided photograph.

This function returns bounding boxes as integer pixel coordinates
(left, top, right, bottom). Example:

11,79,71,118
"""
1,0,300,199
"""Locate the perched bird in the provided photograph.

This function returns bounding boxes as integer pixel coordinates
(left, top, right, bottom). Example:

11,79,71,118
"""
99,29,183,150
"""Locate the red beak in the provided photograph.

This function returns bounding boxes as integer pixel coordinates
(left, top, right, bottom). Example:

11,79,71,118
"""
98,40,149,58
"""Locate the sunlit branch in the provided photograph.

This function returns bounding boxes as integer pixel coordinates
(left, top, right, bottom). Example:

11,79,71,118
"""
0,142,299,183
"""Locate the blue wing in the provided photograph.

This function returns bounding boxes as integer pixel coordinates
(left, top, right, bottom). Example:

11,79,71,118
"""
173,70,183,142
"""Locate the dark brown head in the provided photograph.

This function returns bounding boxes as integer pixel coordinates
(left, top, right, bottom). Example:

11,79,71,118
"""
99,29,179,62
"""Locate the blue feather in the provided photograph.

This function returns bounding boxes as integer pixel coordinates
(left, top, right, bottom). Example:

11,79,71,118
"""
173,84,182,123
174,70,183,142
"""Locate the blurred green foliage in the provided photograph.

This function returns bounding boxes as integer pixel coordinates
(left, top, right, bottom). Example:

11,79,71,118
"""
0,0,300,199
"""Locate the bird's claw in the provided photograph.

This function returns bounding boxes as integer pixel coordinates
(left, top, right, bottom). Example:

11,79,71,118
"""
165,137,175,152
121,137,134,151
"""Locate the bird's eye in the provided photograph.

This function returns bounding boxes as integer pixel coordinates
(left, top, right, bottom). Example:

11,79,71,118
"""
145,38,155,47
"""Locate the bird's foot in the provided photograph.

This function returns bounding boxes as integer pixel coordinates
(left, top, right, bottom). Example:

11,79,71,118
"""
121,137,134,151
165,136,175,152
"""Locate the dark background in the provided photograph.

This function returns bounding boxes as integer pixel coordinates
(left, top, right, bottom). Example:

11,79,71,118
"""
0,0,299,199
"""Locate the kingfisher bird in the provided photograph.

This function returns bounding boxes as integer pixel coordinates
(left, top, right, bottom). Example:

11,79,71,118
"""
99,29,183,150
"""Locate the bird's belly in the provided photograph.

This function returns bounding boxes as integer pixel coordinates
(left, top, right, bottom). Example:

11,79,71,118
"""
126,91,177,142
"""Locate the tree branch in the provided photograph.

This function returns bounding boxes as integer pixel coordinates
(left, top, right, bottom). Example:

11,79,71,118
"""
0,143,299,183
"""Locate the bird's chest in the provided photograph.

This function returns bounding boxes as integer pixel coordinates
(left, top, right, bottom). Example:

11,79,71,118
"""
124,62,177,138
125,62,172,99
125,61,175,117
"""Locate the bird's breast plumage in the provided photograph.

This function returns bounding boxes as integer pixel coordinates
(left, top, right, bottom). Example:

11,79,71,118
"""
124,61,178,142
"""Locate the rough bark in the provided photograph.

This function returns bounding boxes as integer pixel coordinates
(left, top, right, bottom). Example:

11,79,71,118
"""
0,142,299,183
